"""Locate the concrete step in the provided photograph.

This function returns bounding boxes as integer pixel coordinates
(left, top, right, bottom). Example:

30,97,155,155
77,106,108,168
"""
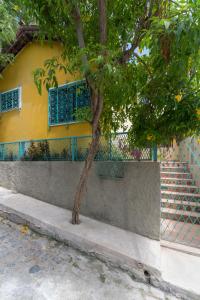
160,172,192,179
161,207,200,224
161,162,188,168
161,183,199,194
161,178,194,186
161,166,189,173
161,190,200,201
161,199,200,213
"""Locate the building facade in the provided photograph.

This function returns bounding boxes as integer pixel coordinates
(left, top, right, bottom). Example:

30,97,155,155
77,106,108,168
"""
0,27,91,144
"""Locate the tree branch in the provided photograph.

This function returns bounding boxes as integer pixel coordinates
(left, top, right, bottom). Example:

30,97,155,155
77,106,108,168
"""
133,51,152,75
71,5,88,67
119,1,156,64
98,0,107,45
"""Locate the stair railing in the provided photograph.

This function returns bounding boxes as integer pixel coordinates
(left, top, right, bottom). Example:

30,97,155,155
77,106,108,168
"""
186,138,200,187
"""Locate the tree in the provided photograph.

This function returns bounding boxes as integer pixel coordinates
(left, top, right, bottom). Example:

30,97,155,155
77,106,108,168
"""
0,0,18,72
7,0,200,224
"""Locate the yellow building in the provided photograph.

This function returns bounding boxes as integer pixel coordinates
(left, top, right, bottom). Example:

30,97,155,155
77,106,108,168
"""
0,26,91,160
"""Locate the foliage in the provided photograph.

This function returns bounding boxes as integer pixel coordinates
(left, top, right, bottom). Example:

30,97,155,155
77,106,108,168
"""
8,0,200,147
0,1,18,72
5,0,200,222
23,140,50,161
73,107,92,123
127,1,200,146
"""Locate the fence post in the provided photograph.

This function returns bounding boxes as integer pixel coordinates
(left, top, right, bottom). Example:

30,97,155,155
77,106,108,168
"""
0,144,4,161
3,144,5,161
71,137,77,161
18,142,25,160
152,145,157,161
71,137,75,161
18,142,22,160
109,134,112,160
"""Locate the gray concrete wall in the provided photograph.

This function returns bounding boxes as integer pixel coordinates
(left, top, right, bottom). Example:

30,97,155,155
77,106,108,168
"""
0,161,161,240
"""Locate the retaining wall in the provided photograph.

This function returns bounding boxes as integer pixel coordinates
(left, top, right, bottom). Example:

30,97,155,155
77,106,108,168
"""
0,161,161,240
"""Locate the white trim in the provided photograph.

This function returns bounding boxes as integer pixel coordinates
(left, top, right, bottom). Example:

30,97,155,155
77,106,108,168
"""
49,120,85,127
48,79,85,90
1,87,19,95
18,86,22,109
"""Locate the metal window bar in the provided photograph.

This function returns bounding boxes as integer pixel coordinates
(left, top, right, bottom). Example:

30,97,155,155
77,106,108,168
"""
0,87,20,112
48,80,90,126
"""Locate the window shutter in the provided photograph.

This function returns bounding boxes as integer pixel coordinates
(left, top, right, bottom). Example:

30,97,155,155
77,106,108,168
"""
48,80,90,126
49,88,58,125
76,81,90,109
0,87,21,112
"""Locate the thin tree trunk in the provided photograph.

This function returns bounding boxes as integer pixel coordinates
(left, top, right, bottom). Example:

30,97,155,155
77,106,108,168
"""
71,1,106,224
72,91,103,224
72,126,101,224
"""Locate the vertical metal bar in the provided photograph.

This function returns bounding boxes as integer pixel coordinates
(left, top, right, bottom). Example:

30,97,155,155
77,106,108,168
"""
48,89,50,128
3,144,5,161
71,137,75,161
75,82,78,121
152,145,157,161
11,90,14,109
0,144,4,161
109,134,112,160
56,88,59,124
18,142,21,160
74,137,77,161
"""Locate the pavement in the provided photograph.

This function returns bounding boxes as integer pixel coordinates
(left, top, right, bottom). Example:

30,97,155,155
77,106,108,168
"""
0,187,199,300
0,217,177,300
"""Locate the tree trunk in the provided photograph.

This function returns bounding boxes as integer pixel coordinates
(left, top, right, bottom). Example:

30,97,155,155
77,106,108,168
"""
71,1,106,224
72,90,103,224
72,126,100,224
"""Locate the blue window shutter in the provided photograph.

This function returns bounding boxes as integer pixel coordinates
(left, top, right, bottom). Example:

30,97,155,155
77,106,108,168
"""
13,89,19,108
0,88,20,112
49,88,58,125
76,81,90,109
48,80,90,126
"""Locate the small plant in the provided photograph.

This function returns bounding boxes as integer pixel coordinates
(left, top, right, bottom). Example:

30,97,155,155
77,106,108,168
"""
5,151,14,161
130,149,142,161
25,140,51,160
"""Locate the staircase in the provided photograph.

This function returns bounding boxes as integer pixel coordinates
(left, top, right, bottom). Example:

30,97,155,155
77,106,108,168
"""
161,161,200,225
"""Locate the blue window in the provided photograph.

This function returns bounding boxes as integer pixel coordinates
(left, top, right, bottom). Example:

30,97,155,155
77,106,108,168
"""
48,80,90,126
0,87,22,112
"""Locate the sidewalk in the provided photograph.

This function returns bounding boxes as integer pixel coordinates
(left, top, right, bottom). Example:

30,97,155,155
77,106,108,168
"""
0,187,199,300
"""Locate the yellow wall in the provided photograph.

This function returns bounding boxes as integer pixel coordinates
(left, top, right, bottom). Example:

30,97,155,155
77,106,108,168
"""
0,41,91,143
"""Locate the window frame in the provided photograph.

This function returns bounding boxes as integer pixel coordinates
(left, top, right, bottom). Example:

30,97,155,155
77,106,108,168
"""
48,80,90,127
0,86,22,113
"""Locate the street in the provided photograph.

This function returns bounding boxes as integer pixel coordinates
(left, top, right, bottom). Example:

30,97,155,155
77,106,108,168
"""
0,217,177,300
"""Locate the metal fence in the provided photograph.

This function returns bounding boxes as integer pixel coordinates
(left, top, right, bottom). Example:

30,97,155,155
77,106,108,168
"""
160,138,200,249
0,133,152,162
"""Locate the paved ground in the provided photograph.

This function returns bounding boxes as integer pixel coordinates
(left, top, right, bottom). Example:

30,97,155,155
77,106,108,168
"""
0,217,178,300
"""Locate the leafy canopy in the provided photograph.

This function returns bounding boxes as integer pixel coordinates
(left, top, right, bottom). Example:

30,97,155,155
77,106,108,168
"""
0,0,18,70
7,0,200,146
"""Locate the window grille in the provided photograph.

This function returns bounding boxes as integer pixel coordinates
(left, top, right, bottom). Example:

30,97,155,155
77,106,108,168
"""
48,80,90,126
0,87,21,112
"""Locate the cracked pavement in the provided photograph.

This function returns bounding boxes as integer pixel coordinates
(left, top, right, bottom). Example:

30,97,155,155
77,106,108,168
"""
0,217,178,300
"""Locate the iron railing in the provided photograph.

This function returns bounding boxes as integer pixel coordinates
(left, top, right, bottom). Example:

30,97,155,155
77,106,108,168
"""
160,138,200,249
0,133,152,161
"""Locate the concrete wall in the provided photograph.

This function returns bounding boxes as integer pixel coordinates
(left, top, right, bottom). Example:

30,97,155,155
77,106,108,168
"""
0,161,161,240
